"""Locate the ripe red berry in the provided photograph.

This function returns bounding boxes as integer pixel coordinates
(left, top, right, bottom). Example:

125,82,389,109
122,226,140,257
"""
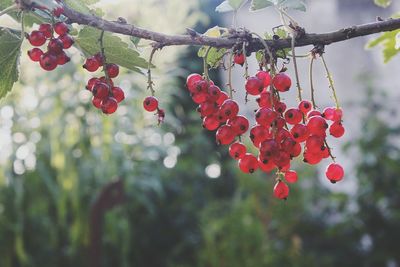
307,110,322,119
329,121,345,138
256,70,271,87
216,91,229,106
238,153,259,173
258,157,276,173
207,85,221,101
93,52,104,66
233,53,245,65
27,48,43,62
53,7,64,17
227,115,249,135
299,100,312,114
203,115,220,131
106,63,119,78
274,101,287,114
326,163,344,183
305,135,325,154
259,139,279,159
307,116,328,136
216,125,235,145
86,78,100,91
186,73,203,92
54,22,69,35
290,124,309,143
93,82,110,100
255,107,278,126
219,99,239,121
28,30,46,46
272,73,291,92
284,170,298,183
38,23,52,38
47,38,64,54
284,108,303,125
143,96,158,112
245,77,263,95
101,97,118,114
92,97,102,109
56,51,70,65
111,87,125,103
323,107,343,121
229,142,246,160
250,125,271,148
39,52,58,71
273,180,289,199
83,57,100,72
59,34,74,49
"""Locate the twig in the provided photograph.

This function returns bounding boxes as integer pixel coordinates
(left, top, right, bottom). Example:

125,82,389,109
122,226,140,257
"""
321,54,340,108
309,56,317,109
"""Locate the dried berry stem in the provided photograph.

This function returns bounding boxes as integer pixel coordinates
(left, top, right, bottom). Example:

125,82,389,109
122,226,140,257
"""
321,54,340,109
309,56,317,109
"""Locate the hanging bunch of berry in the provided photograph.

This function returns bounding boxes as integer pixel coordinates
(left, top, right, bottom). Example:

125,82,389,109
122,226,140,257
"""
1,0,399,201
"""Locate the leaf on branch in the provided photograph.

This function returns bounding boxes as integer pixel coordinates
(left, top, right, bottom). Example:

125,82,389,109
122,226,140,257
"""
366,29,400,63
75,27,149,73
198,26,228,68
0,28,22,100
250,0,306,11
374,0,392,8
216,0,248,13
30,0,62,10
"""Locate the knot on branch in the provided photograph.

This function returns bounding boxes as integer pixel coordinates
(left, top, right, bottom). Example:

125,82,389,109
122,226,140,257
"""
311,43,325,57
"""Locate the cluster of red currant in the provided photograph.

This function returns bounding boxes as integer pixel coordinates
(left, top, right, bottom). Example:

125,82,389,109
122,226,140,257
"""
185,69,345,200
26,21,73,71
83,54,125,114
143,96,165,125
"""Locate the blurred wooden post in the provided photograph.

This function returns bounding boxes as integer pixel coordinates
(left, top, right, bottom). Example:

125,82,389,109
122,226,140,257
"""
89,179,125,267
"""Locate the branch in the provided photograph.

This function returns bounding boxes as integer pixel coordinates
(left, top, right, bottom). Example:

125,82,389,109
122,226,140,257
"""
62,4,400,52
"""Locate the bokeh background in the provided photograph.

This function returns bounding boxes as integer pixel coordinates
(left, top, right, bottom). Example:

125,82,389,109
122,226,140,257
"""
1,0,400,266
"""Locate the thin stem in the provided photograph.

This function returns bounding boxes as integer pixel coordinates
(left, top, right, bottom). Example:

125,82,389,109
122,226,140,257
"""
324,139,336,162
291,34,302,101
20,11,25,40
242,42,249,79
98,30,112,89
251,32,274,68
0,4,17,17
147,47,158,96
202,46,212,80
321,54,340,108
227,50,234,99
309,57,317,108
279,8,298,27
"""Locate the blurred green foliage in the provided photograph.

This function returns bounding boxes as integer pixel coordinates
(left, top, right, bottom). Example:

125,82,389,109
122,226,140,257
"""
0,1,400,267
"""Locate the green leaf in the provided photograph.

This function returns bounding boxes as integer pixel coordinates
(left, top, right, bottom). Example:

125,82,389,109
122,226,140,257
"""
75,27,149,72
374,0,392,8
250,0,274,11
130,36,141,48
277,0,306,11
198,47,226,69
31,0,62,10
216,0,247,13
0,0,13,10
366,30,400,63
0,28,22,100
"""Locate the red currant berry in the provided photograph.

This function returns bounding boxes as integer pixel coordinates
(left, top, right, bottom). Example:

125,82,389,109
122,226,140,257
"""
255,107,278,126
290,123,309,143
83,57,100,72
256,70,271,87
307,110,322,119
216,91,229,106
28,30,46,46
303,150,323,165
86,78,100,91
227,115,249,135
105,63,119,78
56,51,70,65
259,139,279,159
299,100,312,114
53,7,64,17
233,53,245,65
245,77,263,95
111,87,125,103
322,107,342,121
207,85,221,101
272,149,291,169
93,82,110,100
290,142,302,157
238,153,259,173
219,99,239,121
229,142,246,160
250,125,271,147
198,101,218,117
326,163,344,183
54,22,69,35
305,135,325,154
329,121,345,138
99,76,114,87
284,170,298,183
307,116,328,136
38,23,52,39
203,115,220,131
272,73,291,92
94,52,105,66
59,34,74,49
186,73,203,92
27,48,43,62
274,101,287,114
92,97,102,109
192,92,208,104
284,108,303,125
143,96,158,112
47,38,64,54
258,157,276,173
273,180,289,200
101,97,118,114
216,125,235,145
39,52,58,71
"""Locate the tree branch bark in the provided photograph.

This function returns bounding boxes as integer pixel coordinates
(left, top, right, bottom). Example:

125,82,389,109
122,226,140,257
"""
62,3,400,52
